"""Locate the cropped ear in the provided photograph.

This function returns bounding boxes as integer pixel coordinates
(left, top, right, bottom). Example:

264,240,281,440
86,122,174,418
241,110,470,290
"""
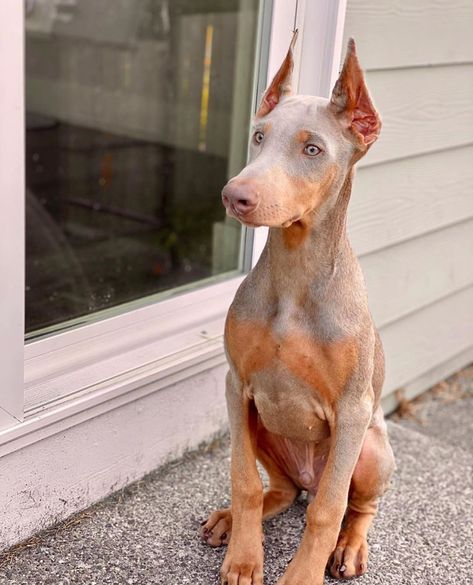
256,29,298,118
330,39,381,148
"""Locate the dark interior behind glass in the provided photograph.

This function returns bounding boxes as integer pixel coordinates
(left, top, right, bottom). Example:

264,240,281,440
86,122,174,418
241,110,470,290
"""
25,0,259,334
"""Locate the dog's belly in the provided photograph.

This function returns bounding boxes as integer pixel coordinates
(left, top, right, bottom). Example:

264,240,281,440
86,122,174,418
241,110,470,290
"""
257,416,330,494
251,367,330,443
250,365,331,493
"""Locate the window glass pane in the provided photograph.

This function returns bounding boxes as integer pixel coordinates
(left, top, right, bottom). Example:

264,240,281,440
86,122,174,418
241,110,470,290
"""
25,0,262,336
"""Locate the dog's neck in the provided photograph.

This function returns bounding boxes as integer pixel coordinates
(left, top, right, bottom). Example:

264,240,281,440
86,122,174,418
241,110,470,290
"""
264,171,354,298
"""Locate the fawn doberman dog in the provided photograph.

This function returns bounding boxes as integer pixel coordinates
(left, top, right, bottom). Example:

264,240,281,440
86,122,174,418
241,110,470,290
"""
201,33,395,585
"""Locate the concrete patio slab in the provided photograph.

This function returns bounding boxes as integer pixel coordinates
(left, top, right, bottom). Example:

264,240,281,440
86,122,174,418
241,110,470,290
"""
0,368,471,585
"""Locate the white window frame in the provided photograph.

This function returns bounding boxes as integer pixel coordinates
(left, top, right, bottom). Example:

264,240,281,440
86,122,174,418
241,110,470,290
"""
0,0,347,448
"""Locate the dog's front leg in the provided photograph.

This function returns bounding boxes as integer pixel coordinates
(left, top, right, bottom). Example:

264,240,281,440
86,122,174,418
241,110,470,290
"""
221,371,264,585
277,395,372,585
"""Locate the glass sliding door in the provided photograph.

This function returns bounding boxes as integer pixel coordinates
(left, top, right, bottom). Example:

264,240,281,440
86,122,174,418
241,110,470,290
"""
25,0,262,337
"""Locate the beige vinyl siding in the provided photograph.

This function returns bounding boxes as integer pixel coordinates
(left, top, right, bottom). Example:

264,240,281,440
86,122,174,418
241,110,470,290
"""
344,0,473,69
343,0,473,403
349,146,473,255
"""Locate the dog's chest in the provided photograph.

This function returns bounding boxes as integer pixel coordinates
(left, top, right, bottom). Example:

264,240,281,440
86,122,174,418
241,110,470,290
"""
225,303,357,441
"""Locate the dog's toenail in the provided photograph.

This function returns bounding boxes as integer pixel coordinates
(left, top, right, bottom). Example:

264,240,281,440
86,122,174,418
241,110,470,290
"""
200,520,206,526
340,564,346,572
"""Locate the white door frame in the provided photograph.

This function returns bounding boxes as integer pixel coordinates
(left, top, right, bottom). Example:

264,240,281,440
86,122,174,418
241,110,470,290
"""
0,0,24,430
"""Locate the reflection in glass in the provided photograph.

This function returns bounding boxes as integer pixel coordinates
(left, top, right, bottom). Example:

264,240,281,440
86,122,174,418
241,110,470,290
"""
25,0,260,335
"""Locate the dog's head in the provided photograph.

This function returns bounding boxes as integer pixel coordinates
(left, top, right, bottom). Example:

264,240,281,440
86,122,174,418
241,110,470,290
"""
222,34,381,228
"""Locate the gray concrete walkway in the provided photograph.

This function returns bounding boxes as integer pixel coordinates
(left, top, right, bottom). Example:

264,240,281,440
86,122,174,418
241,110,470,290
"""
1,367,472,585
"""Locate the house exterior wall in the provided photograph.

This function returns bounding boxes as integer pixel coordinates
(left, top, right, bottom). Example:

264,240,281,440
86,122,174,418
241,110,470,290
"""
343,0,473,406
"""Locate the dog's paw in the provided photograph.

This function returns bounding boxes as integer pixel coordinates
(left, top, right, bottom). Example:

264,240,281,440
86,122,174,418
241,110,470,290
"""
329,531,369,579
220,544,263,585
200,508,232,547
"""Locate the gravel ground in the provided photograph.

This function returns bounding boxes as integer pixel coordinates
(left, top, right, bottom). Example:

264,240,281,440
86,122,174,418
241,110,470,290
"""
0,367,472,585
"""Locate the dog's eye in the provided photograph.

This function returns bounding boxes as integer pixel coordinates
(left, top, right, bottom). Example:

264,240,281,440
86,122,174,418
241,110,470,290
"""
254,131,264,144
304,144,321,156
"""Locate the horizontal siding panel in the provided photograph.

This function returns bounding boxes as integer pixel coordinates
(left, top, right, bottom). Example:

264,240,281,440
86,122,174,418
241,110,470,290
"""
380,286,473,395
357,64,473,168
344,0,473,69
382,345,473,414
360,219,473,327
348,146,473,256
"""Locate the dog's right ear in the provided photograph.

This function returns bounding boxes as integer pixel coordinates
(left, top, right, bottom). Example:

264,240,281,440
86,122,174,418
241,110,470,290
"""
256,29,298,118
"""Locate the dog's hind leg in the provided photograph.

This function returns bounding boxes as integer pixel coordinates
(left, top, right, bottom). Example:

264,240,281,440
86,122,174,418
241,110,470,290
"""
258,440,301,521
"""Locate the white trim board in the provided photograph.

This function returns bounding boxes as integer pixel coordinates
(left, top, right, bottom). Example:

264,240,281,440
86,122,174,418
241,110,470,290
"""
298,0,347,97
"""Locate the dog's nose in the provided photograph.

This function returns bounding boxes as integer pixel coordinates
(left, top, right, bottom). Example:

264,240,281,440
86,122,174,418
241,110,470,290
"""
222,181,259,216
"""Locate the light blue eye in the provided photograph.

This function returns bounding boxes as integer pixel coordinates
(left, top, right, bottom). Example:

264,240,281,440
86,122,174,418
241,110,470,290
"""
254,131,264,144
304,144,321,156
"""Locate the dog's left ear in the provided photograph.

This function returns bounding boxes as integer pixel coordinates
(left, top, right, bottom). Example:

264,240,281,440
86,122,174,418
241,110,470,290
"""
330,39,381,148
256,29,298,118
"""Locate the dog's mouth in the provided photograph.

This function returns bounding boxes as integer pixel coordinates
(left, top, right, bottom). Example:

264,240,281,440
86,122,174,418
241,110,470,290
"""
222,181,303,229
224,196,302,229
227,212,300,229
229,215,302,230
224,205,262,228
